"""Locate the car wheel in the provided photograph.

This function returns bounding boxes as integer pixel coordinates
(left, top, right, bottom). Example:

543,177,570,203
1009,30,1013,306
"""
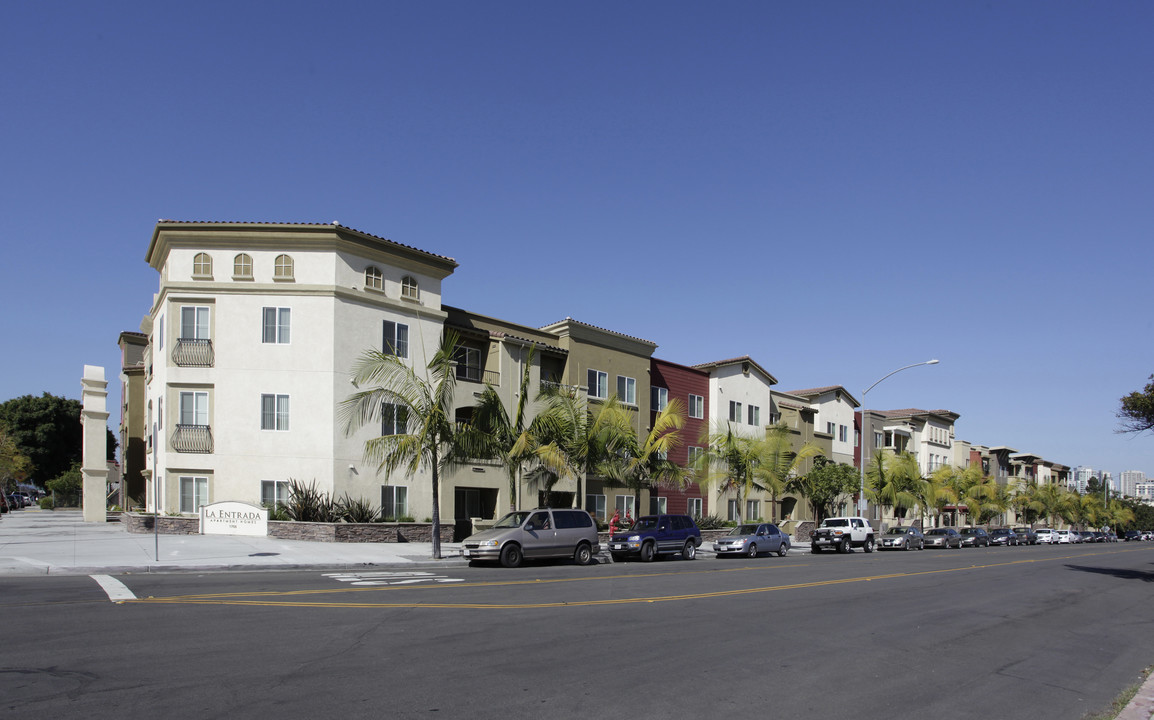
746,543,758,558
499,543,523,569
839,538,850,554
902,539,909,551
864,536,875,553
640,541,656,562
682,540,697,560
811,546,822,554
778,543,788,557
574,543,593,566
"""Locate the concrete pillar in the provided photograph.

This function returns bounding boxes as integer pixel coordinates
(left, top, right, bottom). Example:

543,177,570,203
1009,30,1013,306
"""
82,365,110,523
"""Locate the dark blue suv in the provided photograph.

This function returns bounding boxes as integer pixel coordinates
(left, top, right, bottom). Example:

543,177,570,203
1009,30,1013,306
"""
608,514,702,562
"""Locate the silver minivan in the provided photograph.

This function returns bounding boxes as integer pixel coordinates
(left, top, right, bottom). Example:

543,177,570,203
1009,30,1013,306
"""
462,508,600,568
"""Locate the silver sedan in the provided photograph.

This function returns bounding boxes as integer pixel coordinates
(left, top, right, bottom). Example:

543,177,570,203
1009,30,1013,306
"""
879,526,925,550
713,523,791,558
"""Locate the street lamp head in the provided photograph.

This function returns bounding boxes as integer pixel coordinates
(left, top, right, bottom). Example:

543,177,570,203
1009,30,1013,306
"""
926,359,940,365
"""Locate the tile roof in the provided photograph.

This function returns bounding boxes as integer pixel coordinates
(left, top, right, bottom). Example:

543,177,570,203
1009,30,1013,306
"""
538,317,657,346
691,355,778,384
153,220,457,264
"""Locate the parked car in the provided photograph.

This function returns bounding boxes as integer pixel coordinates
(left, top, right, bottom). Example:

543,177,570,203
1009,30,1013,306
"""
988,528,1020,546
461,508,600,568
1079,531,1097,543
1055,530,1072,544
1012,527,1039,545
713,523,790,557
1123,530,1141,541
879,526,925,551
959,527,991,547
609,514,702,562
924,527,962,549
1035,528,1058,544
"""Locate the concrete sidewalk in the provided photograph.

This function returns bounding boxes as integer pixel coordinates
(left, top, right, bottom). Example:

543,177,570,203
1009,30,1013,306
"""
0,508,467,576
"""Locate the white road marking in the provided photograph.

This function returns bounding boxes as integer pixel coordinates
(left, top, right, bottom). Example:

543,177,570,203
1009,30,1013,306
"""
91,574,136,602
322,570,464,586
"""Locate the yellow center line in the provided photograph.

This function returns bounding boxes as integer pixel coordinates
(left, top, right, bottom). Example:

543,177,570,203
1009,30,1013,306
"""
124,546,1146,609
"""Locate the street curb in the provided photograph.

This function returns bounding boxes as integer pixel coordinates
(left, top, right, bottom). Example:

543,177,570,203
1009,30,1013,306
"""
1115,670,1154,720
0,557,472,577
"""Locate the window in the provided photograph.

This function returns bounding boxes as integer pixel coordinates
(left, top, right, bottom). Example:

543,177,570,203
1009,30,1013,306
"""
158,398,163,430
180,306,210,340
365,265,383,291
614,495,635,517
274,254,294,280
383,320,409,358
382,402,408,435
874,431,884,448
727,499,741,521
748,405,760,426
729,401,742,423
233,253,253,279
827,421,836,435
401,275,418,300
686,497,702,518
261,480,289,507
180,476,208,513
649,496,667,515
261,394,290,431
687,446,704,466
617,376,636,405
262,307,291,344
179,391,209,426
454,346,482,382
192,253,212,278
652,386,668,412
746,499,760,521
382,486,409,521
587,369,608,399
158,315,164,351
586,494,607,520
688,394,704,419
839,424,848,443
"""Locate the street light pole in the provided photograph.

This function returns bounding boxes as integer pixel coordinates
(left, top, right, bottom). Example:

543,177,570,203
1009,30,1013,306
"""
858,359,940,517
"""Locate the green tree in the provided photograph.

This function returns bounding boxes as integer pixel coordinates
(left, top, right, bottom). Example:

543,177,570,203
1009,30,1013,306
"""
46,461,82,507
532,390,633,510
0,393,118,486
1117,374,1154,435
757,423,822,522
1028,483,1070,528
921,467,959,528
0,424,32,493
964,473,1009,526
598,399,687,513
866,451,923,522
454,346,539,512
340,330,461,559
789,457,858,523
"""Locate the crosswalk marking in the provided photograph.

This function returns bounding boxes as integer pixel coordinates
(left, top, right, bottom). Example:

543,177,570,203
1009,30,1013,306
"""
91,574,136,601
322,570,464,586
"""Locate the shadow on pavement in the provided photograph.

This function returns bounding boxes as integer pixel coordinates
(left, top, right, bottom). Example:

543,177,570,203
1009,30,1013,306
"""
1065,564,1154,583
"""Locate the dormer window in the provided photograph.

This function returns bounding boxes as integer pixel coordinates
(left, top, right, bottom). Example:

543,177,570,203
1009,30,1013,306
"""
365,266,383,291
233,253,253,280
401,275,418,300
192,253,213,279
274,254,294,281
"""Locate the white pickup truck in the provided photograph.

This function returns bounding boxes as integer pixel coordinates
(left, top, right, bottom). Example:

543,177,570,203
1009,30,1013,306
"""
811,516,875,554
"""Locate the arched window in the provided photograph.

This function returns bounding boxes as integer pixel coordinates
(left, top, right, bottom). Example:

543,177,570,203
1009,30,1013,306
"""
401,275,418,300
233,253,253,279
365,266,383,291
274,254,294,280
192,253,213,278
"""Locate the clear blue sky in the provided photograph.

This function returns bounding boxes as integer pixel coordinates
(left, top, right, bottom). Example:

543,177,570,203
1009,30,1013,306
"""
2,1,1151,480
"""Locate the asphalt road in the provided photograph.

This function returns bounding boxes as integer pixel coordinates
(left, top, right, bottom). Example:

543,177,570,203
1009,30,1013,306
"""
3,542,1152,720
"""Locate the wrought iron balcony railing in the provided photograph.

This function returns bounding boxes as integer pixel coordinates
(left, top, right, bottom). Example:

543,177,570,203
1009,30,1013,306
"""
172,424,213,453
455,365,499,384
173,338,214,367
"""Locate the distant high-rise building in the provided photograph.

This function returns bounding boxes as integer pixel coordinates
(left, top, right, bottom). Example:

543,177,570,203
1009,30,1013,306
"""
1073,466,1095,493
1121,470,1147,498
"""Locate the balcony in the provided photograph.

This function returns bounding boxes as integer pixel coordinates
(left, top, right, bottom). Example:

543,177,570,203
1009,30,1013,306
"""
172,424,213,453
455,365,498,384
173,338,214,367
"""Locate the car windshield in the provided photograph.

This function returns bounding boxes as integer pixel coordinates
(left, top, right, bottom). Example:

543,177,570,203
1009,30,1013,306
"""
884,528,908,535
631,517,659,531
730,524,759,536
492,511,532,529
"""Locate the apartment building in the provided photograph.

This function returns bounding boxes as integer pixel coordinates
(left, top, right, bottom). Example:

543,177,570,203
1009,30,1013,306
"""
782,385,859,467
649,358,710,519
141,221,457,516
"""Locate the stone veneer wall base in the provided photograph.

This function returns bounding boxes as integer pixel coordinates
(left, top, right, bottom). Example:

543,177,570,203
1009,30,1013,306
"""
122,513,454,543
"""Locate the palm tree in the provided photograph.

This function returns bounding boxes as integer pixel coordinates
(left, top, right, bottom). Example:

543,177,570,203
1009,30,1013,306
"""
598,399,687,513
756,423,822,522
340,329,460,559
532,390,633,510
964,473,1008,526
866,451,922,523
1028,483,1069,528
921,467,959,528
454,346,539,512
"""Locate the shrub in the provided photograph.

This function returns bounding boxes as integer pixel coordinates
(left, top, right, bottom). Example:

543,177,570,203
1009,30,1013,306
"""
338,494,380,523
38,496,54,510
46,462,82,507
281,478,340,522
694,514,728,530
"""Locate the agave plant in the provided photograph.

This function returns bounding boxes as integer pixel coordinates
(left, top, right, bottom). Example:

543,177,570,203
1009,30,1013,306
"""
338,494,381,524
282,478,341,523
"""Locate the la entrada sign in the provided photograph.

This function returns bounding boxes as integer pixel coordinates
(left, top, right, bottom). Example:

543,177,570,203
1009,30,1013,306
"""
200,501,268,537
